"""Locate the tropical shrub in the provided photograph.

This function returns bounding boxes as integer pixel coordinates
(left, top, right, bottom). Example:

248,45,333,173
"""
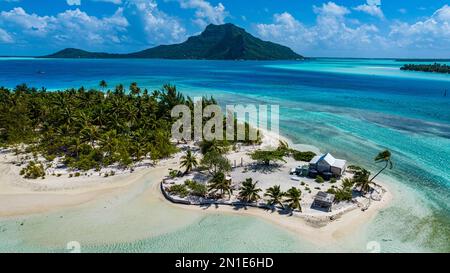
315,175,324,183
168,184,189,198
292,151,316,162
250,150,286,165
21,161,45,179
185,180,208,197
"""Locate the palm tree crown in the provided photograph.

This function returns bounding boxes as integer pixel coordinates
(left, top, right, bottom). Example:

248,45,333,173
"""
264,185,285,209
370,150,393,183
180,150,198,175
208,172,233,198
238,178,262,203
285,187,302,212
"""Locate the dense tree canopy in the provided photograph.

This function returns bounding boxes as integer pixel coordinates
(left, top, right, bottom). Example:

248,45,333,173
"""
0,83,184,171
400,63,450,74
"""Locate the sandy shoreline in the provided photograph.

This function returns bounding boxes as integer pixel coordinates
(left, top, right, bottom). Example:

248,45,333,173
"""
165,187,392,246
0,129,394,248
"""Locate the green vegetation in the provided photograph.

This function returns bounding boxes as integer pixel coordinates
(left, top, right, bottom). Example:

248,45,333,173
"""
276,140,316,162
0,83,189,174
292,151,316,162
20,161,45,179
208,172,233,198
167,184,189,198
201,150,231,175
169,169,180,178
285,187,302,212
264,185,285,208
1,83,255,178
238,178,262,203
315,175,324,183
184,180,208,197
250,150,286,166
327,187,352,202
44,24,303,61
370,150,393,183
400,63,450,74
327,178,354,202
199,139,230,154
180,150,198,175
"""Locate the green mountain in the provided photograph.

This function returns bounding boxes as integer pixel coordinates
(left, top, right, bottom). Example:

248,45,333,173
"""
42,23,303,60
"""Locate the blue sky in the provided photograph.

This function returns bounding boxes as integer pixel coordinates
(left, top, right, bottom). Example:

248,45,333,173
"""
0,0,449,57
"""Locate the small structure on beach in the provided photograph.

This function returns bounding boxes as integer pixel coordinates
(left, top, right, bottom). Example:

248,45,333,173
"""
309,153,347,178
313,191,335,212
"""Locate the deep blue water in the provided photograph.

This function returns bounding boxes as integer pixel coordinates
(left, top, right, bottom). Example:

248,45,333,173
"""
0,58,449,252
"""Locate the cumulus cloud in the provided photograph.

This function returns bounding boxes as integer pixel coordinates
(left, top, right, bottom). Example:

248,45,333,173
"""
178,0,228,28
353,0,384,19
0,7,129,48
313,1,350,17
256,2,380,56
125,0,186,44
0,0,188,52
389,4,450,49
67,0,81,6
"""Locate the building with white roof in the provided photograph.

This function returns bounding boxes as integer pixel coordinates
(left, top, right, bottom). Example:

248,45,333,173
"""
309,153,347,177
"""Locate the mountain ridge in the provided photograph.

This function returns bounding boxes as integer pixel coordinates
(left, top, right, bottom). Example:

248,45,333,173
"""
42,23,303,60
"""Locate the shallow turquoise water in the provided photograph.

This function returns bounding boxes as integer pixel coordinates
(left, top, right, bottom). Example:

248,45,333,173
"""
0,58,449,252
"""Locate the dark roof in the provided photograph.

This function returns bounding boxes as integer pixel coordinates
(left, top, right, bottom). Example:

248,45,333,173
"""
314,191,335,204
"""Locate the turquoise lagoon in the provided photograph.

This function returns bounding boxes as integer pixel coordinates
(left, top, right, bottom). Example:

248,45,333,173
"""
0,58,449,252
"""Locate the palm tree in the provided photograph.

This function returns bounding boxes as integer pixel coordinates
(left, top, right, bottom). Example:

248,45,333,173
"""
69,137,83,159
100,130,118,157
238,178,262,203
353,168,374,194
129,82,141,96
285,187,302,212
208,172,232,198
369,150,393,183
264,185,285,209
114,84,124,95
180,150,198,175
99,80,107,91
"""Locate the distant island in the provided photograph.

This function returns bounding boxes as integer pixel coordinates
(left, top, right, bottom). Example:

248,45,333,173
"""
41,23,303,61
396,59,450,62
400,63,450,74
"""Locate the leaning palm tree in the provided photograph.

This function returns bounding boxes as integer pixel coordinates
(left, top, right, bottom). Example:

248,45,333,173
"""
369,150,393,183
285,187,302,212
238,178,262,203
264,185,285,209
208,172,233,199
180,150,198,175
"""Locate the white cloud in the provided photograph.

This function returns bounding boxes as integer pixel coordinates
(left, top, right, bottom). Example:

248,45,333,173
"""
313,1,350,17
0,7,129,47
67,0,81,6
353,0,384,19
256,2,382,56
0,28,13,43
179,0,228,28
0,0,188,51
93,0,122,4
255,12,314,44
126,0,186,44
389,5,450,49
